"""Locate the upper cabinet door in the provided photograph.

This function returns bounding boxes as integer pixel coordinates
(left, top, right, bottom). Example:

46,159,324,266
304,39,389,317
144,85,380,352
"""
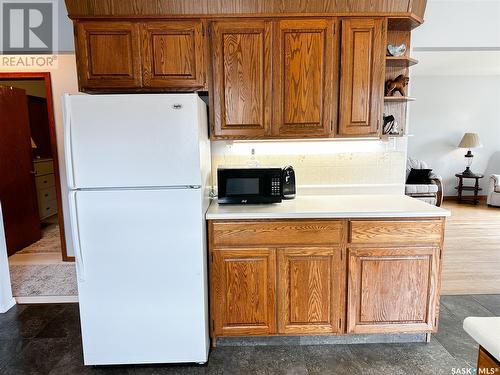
142,21,205,89
211,20,272,139
75,21,142,90
338,18,385,137
273,19,336,138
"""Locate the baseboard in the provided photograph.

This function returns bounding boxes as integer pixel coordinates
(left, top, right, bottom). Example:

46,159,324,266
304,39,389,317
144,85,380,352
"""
0,297,16,313
15,295,78,304
444,195,487,202
216,333,427,346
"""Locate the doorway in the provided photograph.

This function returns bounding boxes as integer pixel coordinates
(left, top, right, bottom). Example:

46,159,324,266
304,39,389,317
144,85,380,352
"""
0,73,76,302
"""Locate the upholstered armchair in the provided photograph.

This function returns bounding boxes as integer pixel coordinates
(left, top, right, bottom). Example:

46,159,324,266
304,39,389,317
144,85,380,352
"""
487,175,500,207
405,157,443,207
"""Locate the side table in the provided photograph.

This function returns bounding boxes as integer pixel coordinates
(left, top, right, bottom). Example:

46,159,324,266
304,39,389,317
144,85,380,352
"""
455,173,484,204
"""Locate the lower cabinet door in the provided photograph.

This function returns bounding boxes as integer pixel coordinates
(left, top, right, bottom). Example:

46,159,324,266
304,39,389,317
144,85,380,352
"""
277,247,343,334
347,247,440,333
211,248,276,336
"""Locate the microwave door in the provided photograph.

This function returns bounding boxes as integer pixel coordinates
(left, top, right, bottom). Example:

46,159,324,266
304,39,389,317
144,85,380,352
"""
217,169,282,204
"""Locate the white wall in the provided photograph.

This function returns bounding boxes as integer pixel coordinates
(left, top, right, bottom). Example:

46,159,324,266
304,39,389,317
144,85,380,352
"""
412,0,500,49
0,55,79,257
408,0,500,195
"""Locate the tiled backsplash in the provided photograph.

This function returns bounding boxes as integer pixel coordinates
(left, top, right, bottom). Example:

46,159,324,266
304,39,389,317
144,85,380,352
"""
211,139,407,195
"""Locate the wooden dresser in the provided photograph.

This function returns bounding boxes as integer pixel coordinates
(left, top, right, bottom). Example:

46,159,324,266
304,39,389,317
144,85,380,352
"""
33,158,57,220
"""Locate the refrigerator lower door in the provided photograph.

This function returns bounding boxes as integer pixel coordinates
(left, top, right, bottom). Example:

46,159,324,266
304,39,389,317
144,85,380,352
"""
69,188,209,365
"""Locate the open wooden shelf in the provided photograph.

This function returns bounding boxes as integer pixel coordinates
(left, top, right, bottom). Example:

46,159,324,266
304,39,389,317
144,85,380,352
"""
385,56,418,67
387,14,423,31
384,96,416,102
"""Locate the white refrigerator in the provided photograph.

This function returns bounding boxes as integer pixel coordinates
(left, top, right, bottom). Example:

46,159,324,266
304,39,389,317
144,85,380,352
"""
63,93,211,365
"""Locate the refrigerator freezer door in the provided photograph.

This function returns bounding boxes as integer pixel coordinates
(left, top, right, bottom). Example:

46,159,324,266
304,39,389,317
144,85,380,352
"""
69,188,209,365
64,94,205,189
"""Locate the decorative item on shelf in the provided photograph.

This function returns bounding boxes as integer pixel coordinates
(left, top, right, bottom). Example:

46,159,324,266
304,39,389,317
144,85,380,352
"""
458,132,483,175
382,114,400,135
385,75,409,97
387,43,406,57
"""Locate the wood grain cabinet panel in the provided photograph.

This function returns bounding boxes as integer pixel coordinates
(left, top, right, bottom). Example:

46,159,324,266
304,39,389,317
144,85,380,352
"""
211,20,272,138
75,21,142,90
142,21,205,89
277,247,343,334
211,248,276,336
273,19,336,137
211,220,345,247
347,247,440,333
338,18,386,136
350,220,443,245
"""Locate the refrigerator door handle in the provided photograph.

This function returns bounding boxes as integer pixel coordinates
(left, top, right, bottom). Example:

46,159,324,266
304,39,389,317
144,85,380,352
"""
63,95,76,190
68,191,85,282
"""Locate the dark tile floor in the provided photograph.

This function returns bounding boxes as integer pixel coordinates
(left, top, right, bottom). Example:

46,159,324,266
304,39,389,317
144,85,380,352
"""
0,295,498,375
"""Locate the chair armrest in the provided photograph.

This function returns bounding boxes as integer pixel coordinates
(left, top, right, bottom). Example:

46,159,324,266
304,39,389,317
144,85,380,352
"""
431,178,444,207
491,175,500,186
429,172,442,182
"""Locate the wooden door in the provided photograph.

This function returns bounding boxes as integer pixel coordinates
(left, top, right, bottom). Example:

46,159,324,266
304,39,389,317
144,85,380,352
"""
347,247,440,333
277,247,343,334
27,96,51,158
211,20,272,138
273,19,336,137
142,21,205,89
0,86,41,255
75,21,142,90
338,18,386,136
211,248,276,336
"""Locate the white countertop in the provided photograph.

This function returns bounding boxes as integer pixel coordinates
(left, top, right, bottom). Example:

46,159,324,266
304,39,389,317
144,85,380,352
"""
463,317,500,361
206,194,451,220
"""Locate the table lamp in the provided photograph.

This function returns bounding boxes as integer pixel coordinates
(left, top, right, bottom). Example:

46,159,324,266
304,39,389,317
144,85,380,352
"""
458,132,482,175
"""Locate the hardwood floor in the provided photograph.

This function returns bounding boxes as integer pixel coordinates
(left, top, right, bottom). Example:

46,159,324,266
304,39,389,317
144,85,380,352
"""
441,201,500,295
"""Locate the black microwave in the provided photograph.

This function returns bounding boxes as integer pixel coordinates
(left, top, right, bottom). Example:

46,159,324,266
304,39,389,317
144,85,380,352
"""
217,168,283,204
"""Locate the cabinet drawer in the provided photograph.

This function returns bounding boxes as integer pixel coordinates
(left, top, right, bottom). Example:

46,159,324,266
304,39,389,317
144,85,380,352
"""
37,186,57,206
35,174,55,190
34,160,54,176
350,220,443,244
38,199,57,219
211,220,345,247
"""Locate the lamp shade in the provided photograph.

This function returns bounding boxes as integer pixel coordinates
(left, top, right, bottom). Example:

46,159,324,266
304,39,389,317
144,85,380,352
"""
458,133,482,148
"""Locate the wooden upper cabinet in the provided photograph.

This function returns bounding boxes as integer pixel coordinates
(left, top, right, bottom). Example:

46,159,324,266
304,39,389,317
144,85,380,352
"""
277,247,343,334
347,247,440,334
75,21,142,90
142,21,205,89
338,18,386,137
211,20,272,139
211,248,276,336
273,19,336,138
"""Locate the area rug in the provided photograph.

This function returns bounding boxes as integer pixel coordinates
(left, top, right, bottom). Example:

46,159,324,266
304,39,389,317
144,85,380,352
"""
17,224,61,254
9,263,77,296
